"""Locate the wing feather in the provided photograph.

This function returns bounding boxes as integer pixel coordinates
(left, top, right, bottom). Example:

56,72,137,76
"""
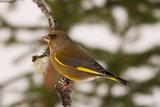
54,52,102,75
53,44,113,76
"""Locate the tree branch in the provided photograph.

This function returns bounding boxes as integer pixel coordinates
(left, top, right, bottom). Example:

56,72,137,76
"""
32,0,56,31
0,0,17,3
32,1,73,107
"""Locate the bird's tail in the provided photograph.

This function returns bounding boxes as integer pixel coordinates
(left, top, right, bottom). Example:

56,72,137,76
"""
107,76,130,86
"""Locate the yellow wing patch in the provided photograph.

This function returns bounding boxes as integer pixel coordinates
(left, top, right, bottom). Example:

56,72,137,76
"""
54,53,101,75
77,67,101,75
107,77,119,82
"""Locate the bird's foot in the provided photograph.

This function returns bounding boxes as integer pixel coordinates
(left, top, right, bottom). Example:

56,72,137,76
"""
55,77,73,91
59,78,73,91
61,82,73,91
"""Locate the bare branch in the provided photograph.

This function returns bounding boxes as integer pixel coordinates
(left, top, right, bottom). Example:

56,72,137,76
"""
32,0,56,31
55,86,72,107
0,0,17,3
55,78,73,107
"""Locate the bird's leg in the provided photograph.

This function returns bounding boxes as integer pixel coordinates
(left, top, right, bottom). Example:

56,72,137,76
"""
59,77,74,91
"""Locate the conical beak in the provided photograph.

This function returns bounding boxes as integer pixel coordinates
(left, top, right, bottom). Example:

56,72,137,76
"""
41,35,50,42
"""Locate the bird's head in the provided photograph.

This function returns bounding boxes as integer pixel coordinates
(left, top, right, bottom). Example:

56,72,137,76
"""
42,31,71,49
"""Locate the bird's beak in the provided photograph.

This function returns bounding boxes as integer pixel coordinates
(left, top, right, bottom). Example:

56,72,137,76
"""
41,35,50,42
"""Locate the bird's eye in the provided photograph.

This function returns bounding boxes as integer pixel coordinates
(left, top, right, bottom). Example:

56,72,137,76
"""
49,34,57,40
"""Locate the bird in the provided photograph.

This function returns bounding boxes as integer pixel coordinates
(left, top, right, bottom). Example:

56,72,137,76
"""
42,30,129,86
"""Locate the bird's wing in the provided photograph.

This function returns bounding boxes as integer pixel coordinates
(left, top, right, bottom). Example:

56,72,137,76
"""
53,46,114,77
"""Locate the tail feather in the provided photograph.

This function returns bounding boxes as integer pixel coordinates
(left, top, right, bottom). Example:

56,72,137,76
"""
115,76,130,86
107,76,130,86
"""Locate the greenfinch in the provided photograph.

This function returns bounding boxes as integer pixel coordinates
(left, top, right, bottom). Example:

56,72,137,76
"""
42,31,129,85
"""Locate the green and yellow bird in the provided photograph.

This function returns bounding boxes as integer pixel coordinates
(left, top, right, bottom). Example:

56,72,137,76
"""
42,31,129,85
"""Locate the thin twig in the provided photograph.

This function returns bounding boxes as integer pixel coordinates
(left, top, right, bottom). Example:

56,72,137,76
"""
32,0,56,31
32,47,50,62
0,0,17,3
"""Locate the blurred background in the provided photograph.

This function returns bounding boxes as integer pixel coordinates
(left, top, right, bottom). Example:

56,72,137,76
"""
0,0,160,107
